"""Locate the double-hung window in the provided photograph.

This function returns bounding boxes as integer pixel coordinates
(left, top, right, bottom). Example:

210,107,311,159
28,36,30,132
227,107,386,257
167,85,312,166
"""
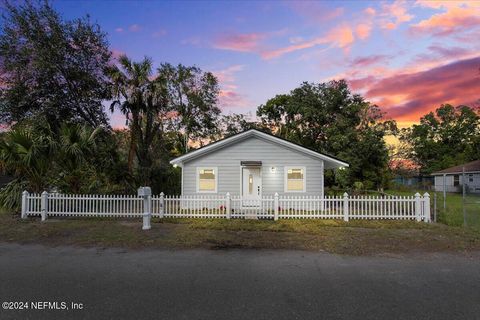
284,167,306,192
197,167,217,193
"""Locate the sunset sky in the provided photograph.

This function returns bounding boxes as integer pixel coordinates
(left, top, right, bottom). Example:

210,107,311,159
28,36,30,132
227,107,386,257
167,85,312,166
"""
55,0,480,129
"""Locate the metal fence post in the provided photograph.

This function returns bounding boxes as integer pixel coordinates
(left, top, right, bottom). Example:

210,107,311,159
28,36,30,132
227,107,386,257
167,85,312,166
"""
415,192,421,222
443,174,446,211
142,195,152,230
274,193,279,221
226,192,231,219
343,192,349,222
423,192,431,222
41,191,48,222
21,191,28,219
159,192,165,218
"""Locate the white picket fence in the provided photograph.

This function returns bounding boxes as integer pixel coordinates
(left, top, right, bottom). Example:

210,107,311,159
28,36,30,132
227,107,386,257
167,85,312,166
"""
21,191,431,223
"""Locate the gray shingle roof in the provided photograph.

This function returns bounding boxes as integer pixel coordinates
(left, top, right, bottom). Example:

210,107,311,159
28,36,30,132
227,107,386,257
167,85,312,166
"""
432,160,480,175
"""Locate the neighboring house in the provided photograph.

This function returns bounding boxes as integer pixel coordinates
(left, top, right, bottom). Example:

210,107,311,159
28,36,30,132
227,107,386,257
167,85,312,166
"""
392,176,434,188
432,160,480,194
389,159,434,189
170,129,348,201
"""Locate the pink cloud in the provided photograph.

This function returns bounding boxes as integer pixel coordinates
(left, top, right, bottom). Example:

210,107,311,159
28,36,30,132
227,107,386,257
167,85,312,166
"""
415,45,471,63
212,65,250,109
337,40,479,88
379,0,414,30
350,55,390,68
348,76,378,91
218,90,250,109
213,65,244,83
213,32,266,53
364,7,376,16
410,5,480,37
364,57,480,121
115,27,124,33
261,24,354,59
288,2,344,23
129,24,141,32
328,24,355,49
406,44,480,73
355,23,372,40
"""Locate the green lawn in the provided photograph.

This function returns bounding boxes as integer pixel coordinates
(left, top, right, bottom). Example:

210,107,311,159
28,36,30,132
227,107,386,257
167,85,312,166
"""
384,189,480,229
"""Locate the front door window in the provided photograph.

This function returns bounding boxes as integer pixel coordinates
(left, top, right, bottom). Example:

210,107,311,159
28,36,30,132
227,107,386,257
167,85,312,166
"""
242,167,261,202
249,174,253,194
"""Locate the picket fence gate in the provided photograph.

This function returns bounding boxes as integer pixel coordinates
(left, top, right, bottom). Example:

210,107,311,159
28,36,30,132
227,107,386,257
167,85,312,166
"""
21,191,431,227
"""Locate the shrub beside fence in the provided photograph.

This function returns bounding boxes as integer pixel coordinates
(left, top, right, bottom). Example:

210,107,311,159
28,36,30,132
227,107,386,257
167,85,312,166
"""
22,190,431,225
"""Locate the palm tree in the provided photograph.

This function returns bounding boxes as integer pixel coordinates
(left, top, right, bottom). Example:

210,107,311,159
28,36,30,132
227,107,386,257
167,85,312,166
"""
56,123,102,192
0,125,56,209
58,123,101,169
0,122,106,208
108,55,163,183
0,126,55,192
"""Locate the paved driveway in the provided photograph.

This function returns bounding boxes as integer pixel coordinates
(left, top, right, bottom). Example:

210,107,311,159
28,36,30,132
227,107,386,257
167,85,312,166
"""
0,244,479,320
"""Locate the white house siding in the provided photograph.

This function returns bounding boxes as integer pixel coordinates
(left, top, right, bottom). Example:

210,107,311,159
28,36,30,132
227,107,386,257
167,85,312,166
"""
434,175,459,193
466,173,480,193
181,136,324,197
434,173,480,193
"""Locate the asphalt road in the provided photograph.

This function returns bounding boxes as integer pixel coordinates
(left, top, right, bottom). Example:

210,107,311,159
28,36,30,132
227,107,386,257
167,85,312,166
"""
0,244,479,320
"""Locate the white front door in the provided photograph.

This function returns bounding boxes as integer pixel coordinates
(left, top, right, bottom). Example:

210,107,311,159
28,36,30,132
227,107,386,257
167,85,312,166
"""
242,167,262,203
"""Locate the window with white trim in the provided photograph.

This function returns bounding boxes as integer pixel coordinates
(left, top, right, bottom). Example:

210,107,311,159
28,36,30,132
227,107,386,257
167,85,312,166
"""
284,167,306,192
197,167,217,193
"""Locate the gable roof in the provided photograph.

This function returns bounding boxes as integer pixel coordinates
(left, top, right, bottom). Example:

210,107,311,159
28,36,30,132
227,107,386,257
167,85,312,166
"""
170,129,349,168
432,160,480,175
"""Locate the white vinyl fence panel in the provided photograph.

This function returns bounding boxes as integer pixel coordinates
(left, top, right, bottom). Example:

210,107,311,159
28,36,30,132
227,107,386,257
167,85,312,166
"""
47,194,143,217
25,193,42,216
21,191,431,222
153,194,227,218
348,195,417,220
22,191,143,218
278,195,344,219
231,195,275,219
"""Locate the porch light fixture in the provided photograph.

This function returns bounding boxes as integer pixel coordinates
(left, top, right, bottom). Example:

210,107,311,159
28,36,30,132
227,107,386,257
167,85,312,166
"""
270,166,277,173
173,164,178,168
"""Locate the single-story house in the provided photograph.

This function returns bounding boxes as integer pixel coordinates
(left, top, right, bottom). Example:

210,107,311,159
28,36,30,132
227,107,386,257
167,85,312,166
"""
432,160,480,194
169,129,348,200
392,176,434,188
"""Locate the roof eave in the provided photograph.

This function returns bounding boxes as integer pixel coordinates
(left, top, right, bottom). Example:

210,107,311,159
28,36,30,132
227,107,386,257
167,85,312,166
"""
432,171,480,175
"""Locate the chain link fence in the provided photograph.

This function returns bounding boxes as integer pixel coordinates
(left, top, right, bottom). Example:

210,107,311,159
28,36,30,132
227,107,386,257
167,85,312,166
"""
432,189,480,229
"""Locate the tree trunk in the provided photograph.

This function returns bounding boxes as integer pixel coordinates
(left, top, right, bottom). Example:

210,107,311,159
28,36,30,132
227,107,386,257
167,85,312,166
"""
127,136,136,173
127,113,139,173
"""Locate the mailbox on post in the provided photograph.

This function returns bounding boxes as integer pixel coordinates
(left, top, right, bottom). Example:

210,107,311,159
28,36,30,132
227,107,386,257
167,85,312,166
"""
137,186,152,197
138,187,152,230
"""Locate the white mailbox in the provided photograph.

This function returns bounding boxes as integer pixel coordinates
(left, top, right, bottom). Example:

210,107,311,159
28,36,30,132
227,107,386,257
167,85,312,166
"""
137,186,152,197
